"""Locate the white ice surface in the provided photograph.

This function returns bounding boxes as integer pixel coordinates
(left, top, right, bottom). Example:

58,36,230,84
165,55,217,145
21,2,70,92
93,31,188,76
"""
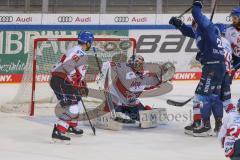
1,81,239,160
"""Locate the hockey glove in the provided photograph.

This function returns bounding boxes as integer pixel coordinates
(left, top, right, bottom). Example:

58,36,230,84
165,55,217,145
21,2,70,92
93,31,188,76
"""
79,87,89,97
169,17,183,29
77,80,89,97
224,103,235,113
157,62,175,82
192,0,203,9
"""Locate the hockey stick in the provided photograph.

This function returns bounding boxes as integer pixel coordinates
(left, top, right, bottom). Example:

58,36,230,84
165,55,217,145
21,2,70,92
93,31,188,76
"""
93,47,117,119
177,6,192,18
79,96,96,135
167,96,194,107
210,0,218,21
93,48,136,124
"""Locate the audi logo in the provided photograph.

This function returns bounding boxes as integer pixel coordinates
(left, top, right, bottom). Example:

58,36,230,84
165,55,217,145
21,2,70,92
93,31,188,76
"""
0,16,13,22
114,16,129,23
57,16,73,23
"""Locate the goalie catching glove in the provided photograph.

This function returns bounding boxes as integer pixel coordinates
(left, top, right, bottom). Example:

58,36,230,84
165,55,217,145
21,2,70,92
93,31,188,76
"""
156,62,175,83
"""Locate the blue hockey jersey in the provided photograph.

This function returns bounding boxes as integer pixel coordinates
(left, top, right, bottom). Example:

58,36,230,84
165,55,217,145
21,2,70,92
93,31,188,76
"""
179,5,225,64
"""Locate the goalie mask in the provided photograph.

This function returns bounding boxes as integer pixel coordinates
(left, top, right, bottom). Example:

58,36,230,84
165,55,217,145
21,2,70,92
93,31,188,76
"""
129,55,144,73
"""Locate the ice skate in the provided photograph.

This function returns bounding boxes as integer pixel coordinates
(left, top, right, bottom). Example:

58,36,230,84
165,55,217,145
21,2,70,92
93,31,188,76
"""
51,125,71,144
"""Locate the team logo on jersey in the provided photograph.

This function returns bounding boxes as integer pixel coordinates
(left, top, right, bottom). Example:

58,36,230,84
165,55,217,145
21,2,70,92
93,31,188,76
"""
76,50,85,56
126,72,137,79
130,81,141,88
129,81,145,92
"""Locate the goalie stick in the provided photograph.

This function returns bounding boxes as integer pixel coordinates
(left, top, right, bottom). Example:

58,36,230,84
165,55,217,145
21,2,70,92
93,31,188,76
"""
167,96,194,107
93,47,117,119
93,47,135,123
104,69,136,124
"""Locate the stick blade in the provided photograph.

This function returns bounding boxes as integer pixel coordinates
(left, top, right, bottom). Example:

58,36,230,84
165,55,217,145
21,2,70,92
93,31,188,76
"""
92,127,96,135
166,99,185,107
166,97,193,107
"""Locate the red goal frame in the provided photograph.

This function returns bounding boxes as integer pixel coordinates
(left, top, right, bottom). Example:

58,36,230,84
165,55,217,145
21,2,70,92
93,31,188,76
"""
30,37,137,116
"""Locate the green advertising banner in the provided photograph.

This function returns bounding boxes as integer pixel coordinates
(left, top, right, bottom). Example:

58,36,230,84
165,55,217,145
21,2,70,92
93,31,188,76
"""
0,30,128,83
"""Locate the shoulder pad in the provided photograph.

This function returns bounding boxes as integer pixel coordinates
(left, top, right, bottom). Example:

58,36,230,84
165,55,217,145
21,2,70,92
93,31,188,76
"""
73,45,86,57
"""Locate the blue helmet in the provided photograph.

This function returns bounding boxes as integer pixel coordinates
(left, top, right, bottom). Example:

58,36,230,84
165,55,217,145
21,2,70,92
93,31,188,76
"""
231,7,240,17
77,31,94,45
215,23,226,35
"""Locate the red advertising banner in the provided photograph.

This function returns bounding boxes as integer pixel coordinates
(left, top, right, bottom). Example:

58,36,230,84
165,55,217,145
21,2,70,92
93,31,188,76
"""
1,72,239,83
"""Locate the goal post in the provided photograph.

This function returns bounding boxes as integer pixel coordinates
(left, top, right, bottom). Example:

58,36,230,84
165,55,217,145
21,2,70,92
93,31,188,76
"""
1,37,137,116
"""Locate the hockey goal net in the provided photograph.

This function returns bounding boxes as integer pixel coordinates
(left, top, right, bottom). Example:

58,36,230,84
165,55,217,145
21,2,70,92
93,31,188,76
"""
1,37,136,116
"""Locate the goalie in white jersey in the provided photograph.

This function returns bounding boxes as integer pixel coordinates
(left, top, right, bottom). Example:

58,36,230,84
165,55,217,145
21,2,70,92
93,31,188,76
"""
103,55,175,124
50,31,94,141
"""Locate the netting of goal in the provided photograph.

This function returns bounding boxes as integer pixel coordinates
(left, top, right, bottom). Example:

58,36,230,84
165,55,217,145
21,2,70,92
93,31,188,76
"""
1,36,136,116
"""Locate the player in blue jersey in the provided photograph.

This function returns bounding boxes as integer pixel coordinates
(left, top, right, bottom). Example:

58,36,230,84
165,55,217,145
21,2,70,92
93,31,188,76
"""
169,0,226,136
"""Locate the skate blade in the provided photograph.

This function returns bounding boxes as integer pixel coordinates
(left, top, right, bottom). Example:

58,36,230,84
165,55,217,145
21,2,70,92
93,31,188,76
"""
212,131,219,137
67,133,83,137
193,130,214,137
50,138,71,145
184,130,193,136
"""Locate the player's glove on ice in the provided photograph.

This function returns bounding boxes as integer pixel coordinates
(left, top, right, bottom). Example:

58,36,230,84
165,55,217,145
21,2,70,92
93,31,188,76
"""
169,17,183,29
192,0,203,9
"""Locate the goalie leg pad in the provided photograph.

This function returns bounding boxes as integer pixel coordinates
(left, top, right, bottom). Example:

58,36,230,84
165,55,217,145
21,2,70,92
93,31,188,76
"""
139,108,168,129
83,112,122,131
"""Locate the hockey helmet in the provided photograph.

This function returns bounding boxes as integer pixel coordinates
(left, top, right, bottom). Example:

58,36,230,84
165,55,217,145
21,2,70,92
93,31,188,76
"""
77,31,94,51
231,7,240,17
230,7,240,28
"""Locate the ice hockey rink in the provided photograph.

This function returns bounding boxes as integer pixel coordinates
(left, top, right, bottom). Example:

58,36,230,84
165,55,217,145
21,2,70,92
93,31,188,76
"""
1,0,240,160
1,80,238,160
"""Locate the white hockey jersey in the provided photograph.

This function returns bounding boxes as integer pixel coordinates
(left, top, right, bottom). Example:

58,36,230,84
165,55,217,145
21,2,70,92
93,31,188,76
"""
51,45,88,82
218,111,240,157
108,62,161,106
226,26,240,57
222,36,232,72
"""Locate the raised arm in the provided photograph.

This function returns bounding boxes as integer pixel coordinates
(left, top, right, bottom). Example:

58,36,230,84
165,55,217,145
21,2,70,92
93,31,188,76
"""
191,1,212,30
179,24,196,38
169,17,196,38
